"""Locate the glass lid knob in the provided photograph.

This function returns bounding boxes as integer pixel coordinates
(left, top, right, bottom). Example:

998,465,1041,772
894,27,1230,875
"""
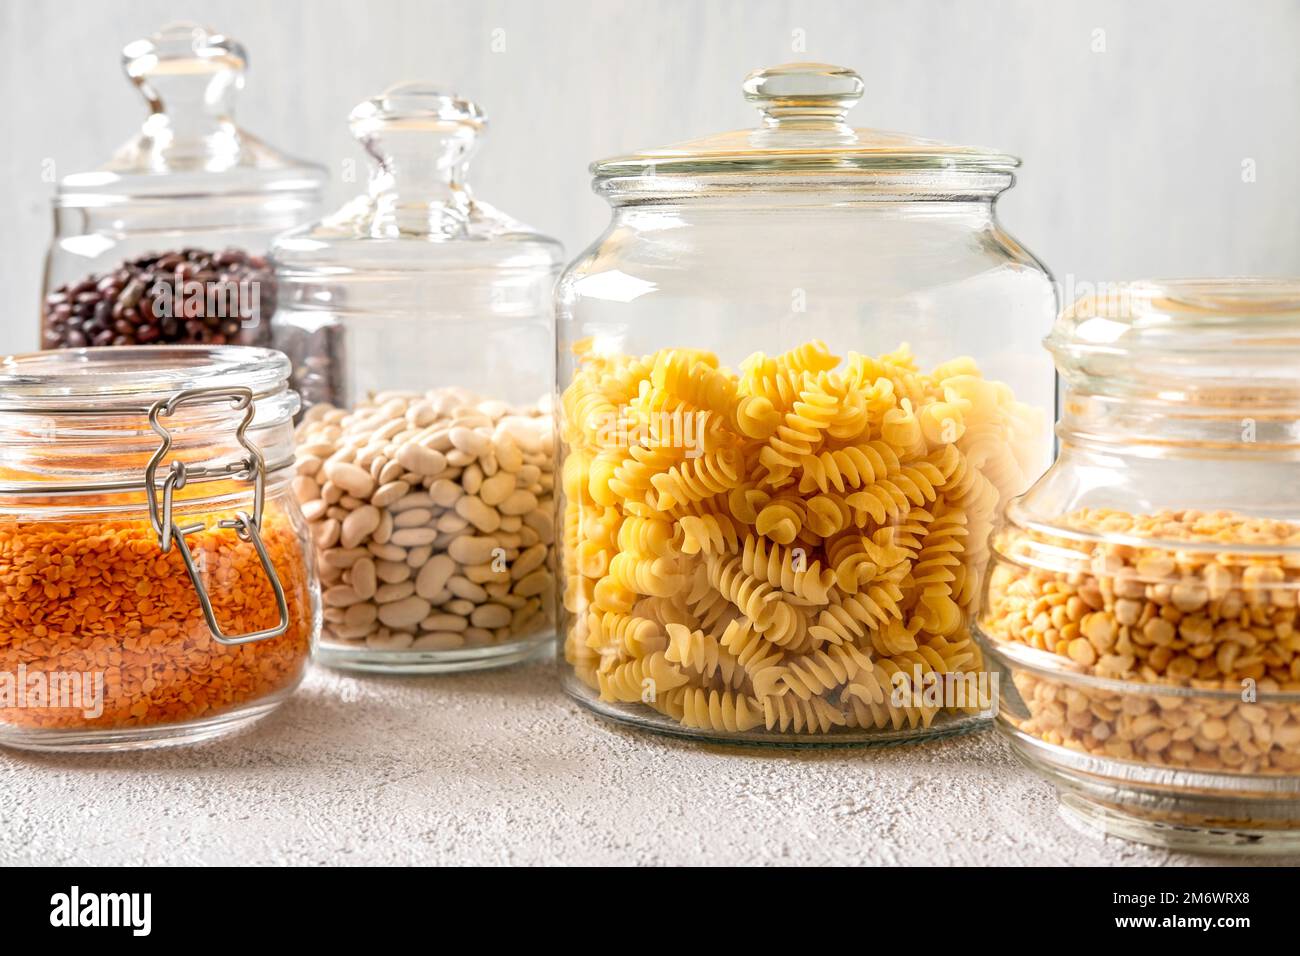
346,83,487,238
742,62,864,128
122,22,247,121
349,82,486,177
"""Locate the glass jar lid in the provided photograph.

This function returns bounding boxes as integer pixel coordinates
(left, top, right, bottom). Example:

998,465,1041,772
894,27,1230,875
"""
1046,278,1300,457
1049,278,1300,388
54,22,326,207
0,344,293,408
593,62,1018,178
272,81,562,274
0,346,298,504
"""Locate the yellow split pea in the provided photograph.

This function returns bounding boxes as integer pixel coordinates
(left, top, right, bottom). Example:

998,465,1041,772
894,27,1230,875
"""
983,508,1300,773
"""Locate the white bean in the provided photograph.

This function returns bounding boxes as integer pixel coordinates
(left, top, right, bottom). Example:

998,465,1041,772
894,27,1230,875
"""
350,558,378,599
412,632,465,650
341,505,381,549
415,555,457,599
323,460,375,499
378,596,433,630
421,613,469,633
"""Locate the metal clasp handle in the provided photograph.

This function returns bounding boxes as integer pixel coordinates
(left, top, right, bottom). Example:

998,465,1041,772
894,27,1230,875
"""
144,387,290,646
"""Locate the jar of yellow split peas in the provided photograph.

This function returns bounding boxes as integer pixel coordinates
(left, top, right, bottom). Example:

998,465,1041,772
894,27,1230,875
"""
555,62,1057,743
0,346,318,751
979,279,1300,852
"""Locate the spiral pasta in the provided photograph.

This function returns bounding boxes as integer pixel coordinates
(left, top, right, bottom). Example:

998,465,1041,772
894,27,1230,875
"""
661,686,764,733
740,535,834,604
674,512,738,555
562,337,1043,736
664,623,748,689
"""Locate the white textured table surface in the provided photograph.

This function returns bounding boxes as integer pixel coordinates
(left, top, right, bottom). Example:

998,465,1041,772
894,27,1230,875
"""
2,660,1295,867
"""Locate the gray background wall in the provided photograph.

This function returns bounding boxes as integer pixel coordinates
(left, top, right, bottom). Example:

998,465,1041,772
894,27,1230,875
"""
3,0,1297,356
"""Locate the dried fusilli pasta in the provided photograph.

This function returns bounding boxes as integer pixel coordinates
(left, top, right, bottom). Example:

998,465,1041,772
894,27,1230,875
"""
560,338,1042,737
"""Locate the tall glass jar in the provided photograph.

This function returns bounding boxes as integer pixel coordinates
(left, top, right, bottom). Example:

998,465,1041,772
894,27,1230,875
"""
40,22,325,352
0,346,319,751
979,279,1300,852
272,83,563,673
556,63,1057,744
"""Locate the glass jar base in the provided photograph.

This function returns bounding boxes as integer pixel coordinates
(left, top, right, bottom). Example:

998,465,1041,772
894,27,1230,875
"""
1005,728,1300,856
563,677,990,748
318,633,552,674
0,693,291,753
1059,793,1300,856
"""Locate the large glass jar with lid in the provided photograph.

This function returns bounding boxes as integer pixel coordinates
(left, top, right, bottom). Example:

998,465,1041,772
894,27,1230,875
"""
40,22,325,352
556,63,1057,744
979,279,1300,852
272,83,563,673
0,346,318,751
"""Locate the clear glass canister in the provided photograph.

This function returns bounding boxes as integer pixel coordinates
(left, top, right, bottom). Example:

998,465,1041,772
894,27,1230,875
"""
556,63,1057,744
40,22,325,352
979,279,1300,852
0,346,319,750
272,83,563,673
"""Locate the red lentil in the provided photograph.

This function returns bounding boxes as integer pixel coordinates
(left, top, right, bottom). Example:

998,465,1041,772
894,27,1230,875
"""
0,508,313,730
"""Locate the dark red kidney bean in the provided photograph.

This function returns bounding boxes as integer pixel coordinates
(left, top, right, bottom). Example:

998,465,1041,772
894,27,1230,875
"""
43,248,277,349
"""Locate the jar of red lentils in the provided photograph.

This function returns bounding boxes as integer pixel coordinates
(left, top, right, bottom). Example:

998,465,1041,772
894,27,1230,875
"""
0,346,319,750
978,279,1300,853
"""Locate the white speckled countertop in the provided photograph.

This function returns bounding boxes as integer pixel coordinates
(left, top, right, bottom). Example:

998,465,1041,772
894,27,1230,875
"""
2,659,1295,866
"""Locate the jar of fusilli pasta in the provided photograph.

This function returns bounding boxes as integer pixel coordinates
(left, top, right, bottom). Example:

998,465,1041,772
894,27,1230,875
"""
555,62,1057,743
978,279,1300,852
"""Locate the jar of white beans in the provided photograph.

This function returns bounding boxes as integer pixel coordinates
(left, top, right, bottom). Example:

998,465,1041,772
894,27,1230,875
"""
272,83,563,673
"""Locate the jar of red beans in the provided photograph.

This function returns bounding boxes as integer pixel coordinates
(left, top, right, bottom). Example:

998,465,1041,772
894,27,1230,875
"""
40,22,325,354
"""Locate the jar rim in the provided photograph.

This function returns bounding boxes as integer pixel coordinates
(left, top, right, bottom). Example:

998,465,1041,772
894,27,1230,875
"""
981,634,1300,704
592,149,1019,178
999,501,1300,564
1047,277,1300,360
0,345,291,409
0,346,297,511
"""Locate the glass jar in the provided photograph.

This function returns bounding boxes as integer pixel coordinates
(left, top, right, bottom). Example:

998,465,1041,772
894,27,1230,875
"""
0,346,319,750
556,62,1057,744
40,22,325,352
272,83,563,673
979,278,1300,852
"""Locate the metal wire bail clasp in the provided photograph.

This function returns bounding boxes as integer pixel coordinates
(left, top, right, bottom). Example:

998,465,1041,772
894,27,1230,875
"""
143,386,290,646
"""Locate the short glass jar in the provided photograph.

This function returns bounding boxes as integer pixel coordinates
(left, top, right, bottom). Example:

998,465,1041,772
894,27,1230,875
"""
556,63,1057,743
979,279,1300,852
0,347,319,751
272,83,563,673
40,22,325,352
